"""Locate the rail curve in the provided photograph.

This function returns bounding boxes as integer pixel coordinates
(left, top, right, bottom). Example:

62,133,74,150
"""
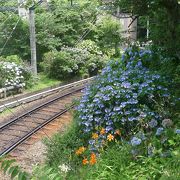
0,78,92,156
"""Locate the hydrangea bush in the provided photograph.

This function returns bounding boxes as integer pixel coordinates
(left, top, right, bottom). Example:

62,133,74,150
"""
0,61,30,88
42,45,107,79
76,47,179,158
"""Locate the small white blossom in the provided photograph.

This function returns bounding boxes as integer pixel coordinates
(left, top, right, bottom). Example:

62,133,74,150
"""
58,164,71,173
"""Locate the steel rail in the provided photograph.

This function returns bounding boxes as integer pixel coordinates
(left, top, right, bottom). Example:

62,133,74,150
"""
0,77,94,111
0,83,87,156
0,105,73,156
0,86,83,130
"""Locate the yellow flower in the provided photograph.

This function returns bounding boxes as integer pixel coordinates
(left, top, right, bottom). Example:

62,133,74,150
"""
82,158,89,165
100,128,105,135
90,153,97,165
79,146,86,152
92,133,99,139
107,134,114,141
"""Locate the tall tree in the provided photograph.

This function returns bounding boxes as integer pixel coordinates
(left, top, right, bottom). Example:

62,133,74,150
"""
114,0,180,57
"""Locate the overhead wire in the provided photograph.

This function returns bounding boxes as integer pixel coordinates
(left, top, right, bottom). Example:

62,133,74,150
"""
0,0,28,55
0,17,21,55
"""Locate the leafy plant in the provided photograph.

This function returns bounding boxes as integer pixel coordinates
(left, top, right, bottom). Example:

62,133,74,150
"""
41,44,107,79
0,157,30,180
76,47,177,155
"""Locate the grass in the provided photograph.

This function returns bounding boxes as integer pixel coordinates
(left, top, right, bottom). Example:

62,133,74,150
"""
0,107,16,118
40,118,180,180
25,73,61,93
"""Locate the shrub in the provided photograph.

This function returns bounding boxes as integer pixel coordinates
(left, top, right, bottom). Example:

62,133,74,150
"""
5,55,23,65
74,143,180,180
42,49,86,80
77,40,108,76
0,61,32,89
76,47,178,156
41,44,108,79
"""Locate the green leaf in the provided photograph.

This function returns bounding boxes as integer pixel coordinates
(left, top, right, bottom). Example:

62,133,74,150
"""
8,166,16,175
48,173,59,180
3,163,10,174
18,172,28,180
1,160,8,169
10,166,19,179
168,140,175,145
1,159,16,173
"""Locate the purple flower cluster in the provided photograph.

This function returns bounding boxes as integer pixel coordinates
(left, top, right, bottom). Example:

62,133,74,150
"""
76,48,173,148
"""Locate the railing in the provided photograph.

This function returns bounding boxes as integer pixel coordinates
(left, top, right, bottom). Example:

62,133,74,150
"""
0,85,23,98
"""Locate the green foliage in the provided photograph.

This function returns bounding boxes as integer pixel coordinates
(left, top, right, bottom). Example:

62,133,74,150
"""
0,14,30,59
3,55,23,65
115,0,180,58
41,43,107,79
94,15,122,56
31,165,62,180
0,157,30,180
77,40,108,76
35,0,100,60
77,40,102,55
44,119,84,170
42,140,180,179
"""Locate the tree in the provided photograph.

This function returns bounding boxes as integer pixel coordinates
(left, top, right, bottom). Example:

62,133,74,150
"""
94,15,122,56
35,0,100,61
114,0,180,58
0,13,30,60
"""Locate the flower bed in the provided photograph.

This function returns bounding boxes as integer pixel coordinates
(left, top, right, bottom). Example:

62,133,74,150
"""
75,47,179,159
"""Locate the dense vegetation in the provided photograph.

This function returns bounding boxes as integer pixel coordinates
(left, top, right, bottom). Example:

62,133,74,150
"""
0,0,122,87
0,0,179,180
39,48,179,179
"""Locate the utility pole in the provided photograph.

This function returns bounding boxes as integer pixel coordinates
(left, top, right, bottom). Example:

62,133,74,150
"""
29,7,37,75
29,0,43,75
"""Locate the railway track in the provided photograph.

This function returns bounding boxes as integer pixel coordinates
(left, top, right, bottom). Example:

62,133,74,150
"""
0,78,91,156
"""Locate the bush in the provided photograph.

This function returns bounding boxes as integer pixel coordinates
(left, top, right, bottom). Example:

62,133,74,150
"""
76,47,178,156
41,43,108,80
0,61,32,89
5,55,23,65
42,49,86,80
77,40,108,76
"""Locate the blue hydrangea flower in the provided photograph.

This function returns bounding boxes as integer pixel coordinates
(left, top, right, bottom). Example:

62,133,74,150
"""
131,137,142,146
149,119,158,128
156,127,164,136
175,129,180,134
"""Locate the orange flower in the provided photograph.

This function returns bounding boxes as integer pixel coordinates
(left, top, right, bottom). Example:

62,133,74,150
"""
115,129,121,136
107,134,114,141
100,128,105,135
75,146,86,155
92,133,99,139
90,153,96,165
82,158,89,165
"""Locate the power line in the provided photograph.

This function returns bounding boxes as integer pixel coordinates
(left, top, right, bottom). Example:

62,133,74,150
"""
0,14,12,27
0,17,21,56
